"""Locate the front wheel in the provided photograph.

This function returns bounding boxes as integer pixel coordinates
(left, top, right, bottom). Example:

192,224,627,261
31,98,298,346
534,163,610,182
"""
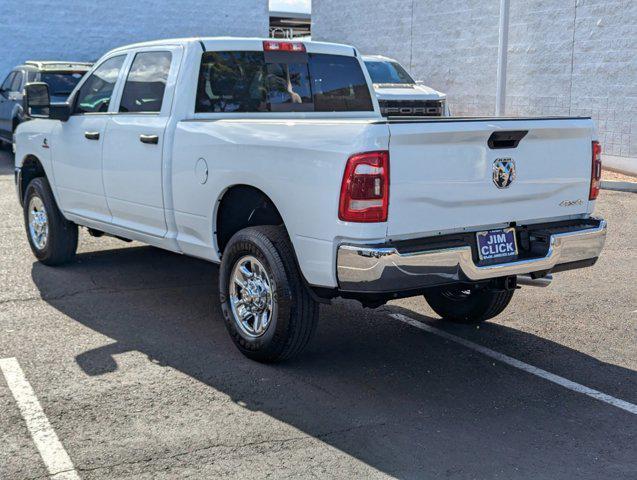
219,226,318,362
23,177,78,265
424,284,514,324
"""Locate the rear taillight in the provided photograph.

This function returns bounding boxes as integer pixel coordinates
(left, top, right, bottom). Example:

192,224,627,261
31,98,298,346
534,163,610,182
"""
590,141,602,200
262,40,306,52
339,151,389,222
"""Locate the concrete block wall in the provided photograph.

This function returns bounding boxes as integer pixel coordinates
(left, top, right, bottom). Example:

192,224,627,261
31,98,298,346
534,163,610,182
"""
0,0,268,77
313,0,637,172
571,0,636,162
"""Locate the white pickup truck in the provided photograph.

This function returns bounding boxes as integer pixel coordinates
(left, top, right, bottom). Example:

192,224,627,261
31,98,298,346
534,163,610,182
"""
15,37,607,362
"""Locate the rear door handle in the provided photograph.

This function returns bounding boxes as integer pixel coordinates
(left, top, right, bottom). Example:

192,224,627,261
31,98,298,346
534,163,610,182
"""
84,131,100,140
140,134,159,145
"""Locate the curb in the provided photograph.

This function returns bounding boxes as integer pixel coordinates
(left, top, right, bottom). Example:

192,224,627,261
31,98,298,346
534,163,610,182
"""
601,181,637,193
602,155,637,177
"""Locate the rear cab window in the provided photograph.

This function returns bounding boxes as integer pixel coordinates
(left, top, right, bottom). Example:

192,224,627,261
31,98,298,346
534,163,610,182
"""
196,48,374,114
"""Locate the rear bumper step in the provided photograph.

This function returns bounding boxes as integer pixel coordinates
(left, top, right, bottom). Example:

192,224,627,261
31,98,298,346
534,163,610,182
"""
337,218,606,293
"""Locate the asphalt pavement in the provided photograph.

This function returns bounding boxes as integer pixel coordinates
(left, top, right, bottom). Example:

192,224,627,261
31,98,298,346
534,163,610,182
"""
1,148,635,479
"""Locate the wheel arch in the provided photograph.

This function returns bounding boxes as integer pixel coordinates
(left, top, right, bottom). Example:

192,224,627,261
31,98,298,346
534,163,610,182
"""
18,154,48,206
214,184,285,256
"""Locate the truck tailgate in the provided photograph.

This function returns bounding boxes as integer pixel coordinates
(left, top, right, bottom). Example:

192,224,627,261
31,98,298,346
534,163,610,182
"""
386,118,594,239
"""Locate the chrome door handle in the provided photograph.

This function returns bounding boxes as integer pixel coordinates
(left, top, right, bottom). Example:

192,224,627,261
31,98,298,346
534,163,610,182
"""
84,131,100,140
140,134,159,145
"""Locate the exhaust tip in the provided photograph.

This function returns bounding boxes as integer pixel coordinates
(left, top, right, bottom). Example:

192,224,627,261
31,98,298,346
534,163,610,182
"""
517,274,553,288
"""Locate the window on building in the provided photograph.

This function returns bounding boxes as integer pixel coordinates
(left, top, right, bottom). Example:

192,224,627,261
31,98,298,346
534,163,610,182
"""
75,55,125,114
196,51,373,113
119,51,172,113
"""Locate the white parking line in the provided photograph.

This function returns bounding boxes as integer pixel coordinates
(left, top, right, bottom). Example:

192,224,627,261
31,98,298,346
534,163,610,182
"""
0,358,81,480
389,313,637,415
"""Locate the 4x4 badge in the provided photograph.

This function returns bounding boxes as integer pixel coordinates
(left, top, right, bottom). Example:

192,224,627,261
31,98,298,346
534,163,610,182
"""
493,158,515,189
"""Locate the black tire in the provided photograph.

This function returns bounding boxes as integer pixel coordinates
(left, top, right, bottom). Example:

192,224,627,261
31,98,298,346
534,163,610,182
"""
219,225,318,362
424,284,514,324
23,177,78,266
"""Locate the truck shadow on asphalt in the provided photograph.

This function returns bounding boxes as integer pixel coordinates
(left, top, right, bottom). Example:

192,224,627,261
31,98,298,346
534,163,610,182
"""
31,245,637,479
0,149,15,175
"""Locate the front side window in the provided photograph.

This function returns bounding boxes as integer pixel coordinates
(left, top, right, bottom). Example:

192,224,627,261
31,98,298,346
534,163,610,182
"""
364,60,415,85
10,71,23,92
119,51,172,113
75,55,125,114
196,51,373,113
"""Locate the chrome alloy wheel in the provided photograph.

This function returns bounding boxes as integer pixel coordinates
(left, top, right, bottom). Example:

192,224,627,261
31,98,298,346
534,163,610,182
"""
28,196,48,250
229,255,275,338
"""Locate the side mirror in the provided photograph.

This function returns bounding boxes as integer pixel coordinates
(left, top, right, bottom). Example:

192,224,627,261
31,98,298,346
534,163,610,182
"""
50,103,71,122
24,82,50,118
24,83,71,121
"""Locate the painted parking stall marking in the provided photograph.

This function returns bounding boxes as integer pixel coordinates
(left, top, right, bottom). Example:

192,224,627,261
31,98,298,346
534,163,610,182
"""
0,357,81,480
389,313,637,415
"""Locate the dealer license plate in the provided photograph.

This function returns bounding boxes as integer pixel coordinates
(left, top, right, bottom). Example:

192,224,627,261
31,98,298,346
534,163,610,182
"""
476,227,518,262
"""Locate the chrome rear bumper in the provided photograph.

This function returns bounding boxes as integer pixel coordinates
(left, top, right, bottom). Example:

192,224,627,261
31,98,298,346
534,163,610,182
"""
337,219,607,293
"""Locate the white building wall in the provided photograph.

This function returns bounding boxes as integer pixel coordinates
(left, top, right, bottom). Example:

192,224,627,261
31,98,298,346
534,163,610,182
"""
0,0,268,75
313,0,637,172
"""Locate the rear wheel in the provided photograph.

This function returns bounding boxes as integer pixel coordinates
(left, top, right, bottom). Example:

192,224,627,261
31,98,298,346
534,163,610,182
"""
23,177,78,265
424,284,514,324
219,226,318,362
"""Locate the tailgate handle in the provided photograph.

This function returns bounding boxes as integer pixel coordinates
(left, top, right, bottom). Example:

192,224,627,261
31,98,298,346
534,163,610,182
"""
488,130,528,149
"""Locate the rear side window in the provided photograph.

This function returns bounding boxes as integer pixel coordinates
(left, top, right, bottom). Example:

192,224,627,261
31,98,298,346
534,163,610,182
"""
196,51,373,113
75,55,125,114
120,51,172,113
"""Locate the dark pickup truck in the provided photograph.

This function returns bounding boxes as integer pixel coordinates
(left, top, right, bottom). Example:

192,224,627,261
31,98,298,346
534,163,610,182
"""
0,61,92,147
